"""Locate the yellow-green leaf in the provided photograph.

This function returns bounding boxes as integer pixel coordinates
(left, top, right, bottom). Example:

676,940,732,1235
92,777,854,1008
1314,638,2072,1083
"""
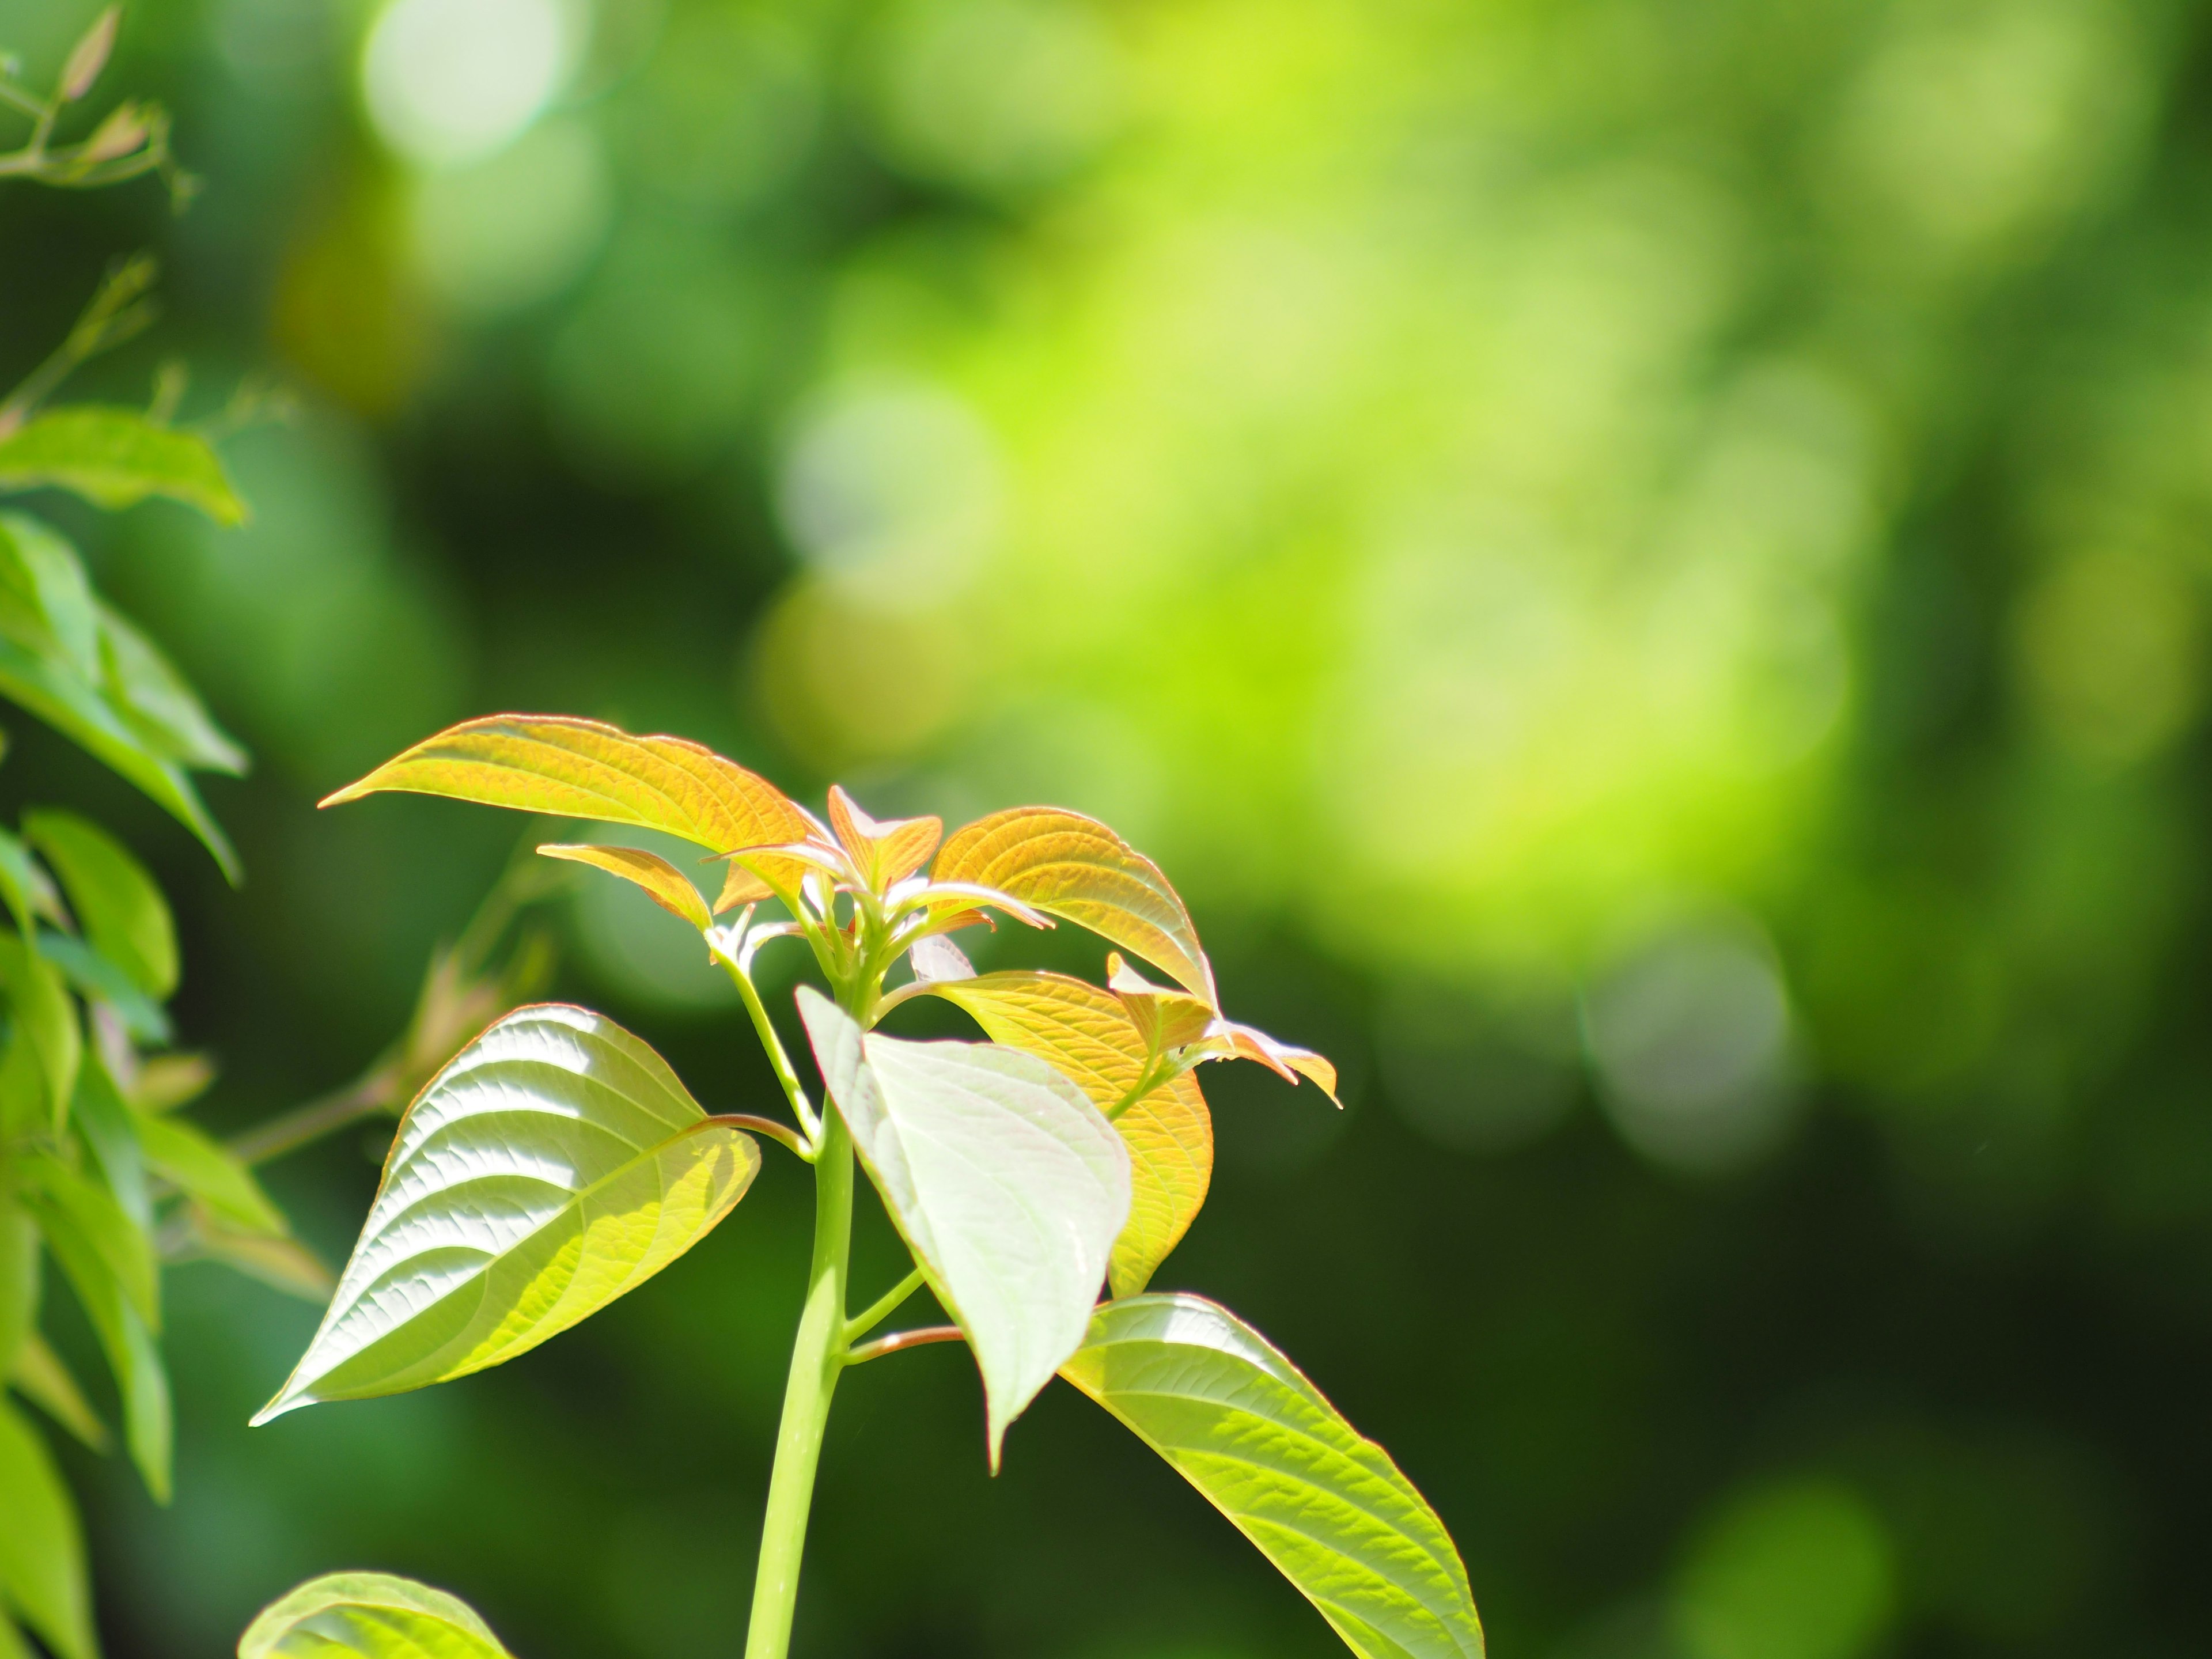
827,785,941,893
934,808,1217,1005
135,1114,286,1237
321,714,812,864
21,1155,155,1330
0,932,79,1132
0,408,245,524
95,601,248,775
24,809,176,999
10,1334,108,1453
0,1196,32,1379
255,1004,760,1421
925,971,1212,1298
0,1399,96,1659
536,843,711,932
1062,1294,1484,1659
35,1195,166,1501
240,1572,516,1659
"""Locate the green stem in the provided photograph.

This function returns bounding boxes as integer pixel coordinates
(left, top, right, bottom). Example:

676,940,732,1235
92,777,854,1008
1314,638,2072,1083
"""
716,945,821,1146
743,1108,852,1659
843,1265,925,1344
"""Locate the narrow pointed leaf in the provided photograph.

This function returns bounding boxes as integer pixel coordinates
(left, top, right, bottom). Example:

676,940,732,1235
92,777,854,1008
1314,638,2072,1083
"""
797,990,1129,1464
934,808,1217,1004
536,844,711,932
58,7,119,101
36,932,169,1046
12,1334,109,1453
0,1400,97,1659
0,828,62,939
0,1196,32,1378
0,408,245,524
135,1114,287,1237
95,602,248,775
256,1004,760,1421
1225,1023,1342,1101
0,934,79,1130
20,1156,154,1328
240,1572,516,1659
925,971,1213,1296
1062,1294,1484,1659
70,1051,149,1230
22,811,176,998
36,1207,166,1500
321,715,811,863
178,1214,333,1302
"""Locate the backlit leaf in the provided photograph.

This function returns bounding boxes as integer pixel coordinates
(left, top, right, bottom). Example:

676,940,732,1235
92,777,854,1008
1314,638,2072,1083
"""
0,408,246,524
0,1399,96,1659
11,1334,108,1453
536,843,711,932
922,970,1213,1296
797,990,1129,1464
24,810,176,998
135,1114,287,1237
239,1571,516,1659
934,808,1217,1004
827,786,941,893
1062,1294,1484,1659
255,1004,760,1421
321,715,811,869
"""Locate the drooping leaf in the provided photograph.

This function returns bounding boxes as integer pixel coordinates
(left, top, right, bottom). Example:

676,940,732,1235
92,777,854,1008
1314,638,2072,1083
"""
0,1196,33,1378
0,408,246,524
321,716,812,870
36,932,169,1046
239,1571,516,1659
1105,953,1342,1103
536,843,711,932
933,807,1218,1004
922,970,1213,1297
33,1199,166,1500
826,786,941,893
70,1051,149,1230
24,810,176,998
95,601,248,775
797,990,1130,1464
255,1004,760,1421
0,1400,97,1659
1062,1294,1484,1659
0,934,79,1130
11,1334,108,1453
135,1114,287,1237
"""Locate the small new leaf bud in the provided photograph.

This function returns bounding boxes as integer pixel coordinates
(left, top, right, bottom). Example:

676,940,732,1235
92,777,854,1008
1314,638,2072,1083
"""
58,6,119,101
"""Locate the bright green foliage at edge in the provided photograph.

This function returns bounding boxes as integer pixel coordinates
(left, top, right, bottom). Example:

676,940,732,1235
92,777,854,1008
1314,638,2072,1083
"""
0,408,246,527
0,1399,96,1659
240,1572,515,1659
24,809,177,999
256,1004,761,1420
1061,1293,1484,1659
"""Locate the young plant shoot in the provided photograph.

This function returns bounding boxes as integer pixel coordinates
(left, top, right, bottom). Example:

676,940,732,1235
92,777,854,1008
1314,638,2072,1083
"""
243,714,1484,1659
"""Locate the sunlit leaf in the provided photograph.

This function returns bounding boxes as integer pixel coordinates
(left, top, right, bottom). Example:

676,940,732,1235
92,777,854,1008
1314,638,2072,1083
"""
135,1113,286,1237
827,785,941,893
1221,1022,1341,1102
0,1400,96,1659
34,1193,166,1500
11,1334,108,1453
797,989,1129,1464
934,807,1217,1004
0,408,246,524
24,809,176,998
321,716,812,871
536,843,711,932
239,1571,516,1659
1062,1294,1484,1659
255,1004,761,1421
1104,952,1218,1052
922,971,1212,1297
95,602,248,775
908,934,974,983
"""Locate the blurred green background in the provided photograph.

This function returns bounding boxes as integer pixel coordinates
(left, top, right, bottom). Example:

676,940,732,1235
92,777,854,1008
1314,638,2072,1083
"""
1,0,2205,1653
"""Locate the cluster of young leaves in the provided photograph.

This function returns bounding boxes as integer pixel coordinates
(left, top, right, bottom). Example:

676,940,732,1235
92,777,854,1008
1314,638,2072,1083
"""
247,713,1484,1659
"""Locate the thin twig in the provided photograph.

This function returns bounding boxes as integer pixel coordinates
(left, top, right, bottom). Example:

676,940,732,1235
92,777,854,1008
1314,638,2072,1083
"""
712,932,821,1146
228,1071,402,1166
710,1113,813,1162
843,1325,963,1367
843,1265,926,1344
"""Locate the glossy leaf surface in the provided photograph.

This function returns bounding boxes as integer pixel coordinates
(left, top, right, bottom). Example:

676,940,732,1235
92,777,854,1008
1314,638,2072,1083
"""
0,1400,95,1659
1062,1294,1484,1659
536,843,711,931
240,1571,516,1659
256,1005,760,1421
0,408,245,524
925,971,1212,1296
798,990,1129,1463
24,809,176,998
323,715,811,861
934,807,1217,1003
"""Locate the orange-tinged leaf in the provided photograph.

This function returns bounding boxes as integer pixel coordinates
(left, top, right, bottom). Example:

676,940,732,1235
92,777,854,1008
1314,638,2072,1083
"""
933,808,1217,1005
537,844,711,931
715,862,776,912
828,785,942,893
1226,1024,1341,1103
1106,953,1218,1052
322,714,813,858
926,970,1211,1296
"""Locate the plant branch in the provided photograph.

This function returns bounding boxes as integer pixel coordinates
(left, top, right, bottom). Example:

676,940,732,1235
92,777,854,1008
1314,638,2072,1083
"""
713,934,822,1147
844,1325,963,1367
226,1070,402,1166
711,1113,813,1162
843,1265,926,1344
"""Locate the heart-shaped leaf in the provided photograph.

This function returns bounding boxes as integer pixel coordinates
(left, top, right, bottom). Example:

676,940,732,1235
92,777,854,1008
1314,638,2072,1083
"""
254,1004,760,1422
933,808,1217,1005
321,715,813,865
0,1399,96,1659
1061,1294,1484,1659
923,971,1212,1297
537,843,712,932
797,990,1129,1465
240,1572,516,1659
